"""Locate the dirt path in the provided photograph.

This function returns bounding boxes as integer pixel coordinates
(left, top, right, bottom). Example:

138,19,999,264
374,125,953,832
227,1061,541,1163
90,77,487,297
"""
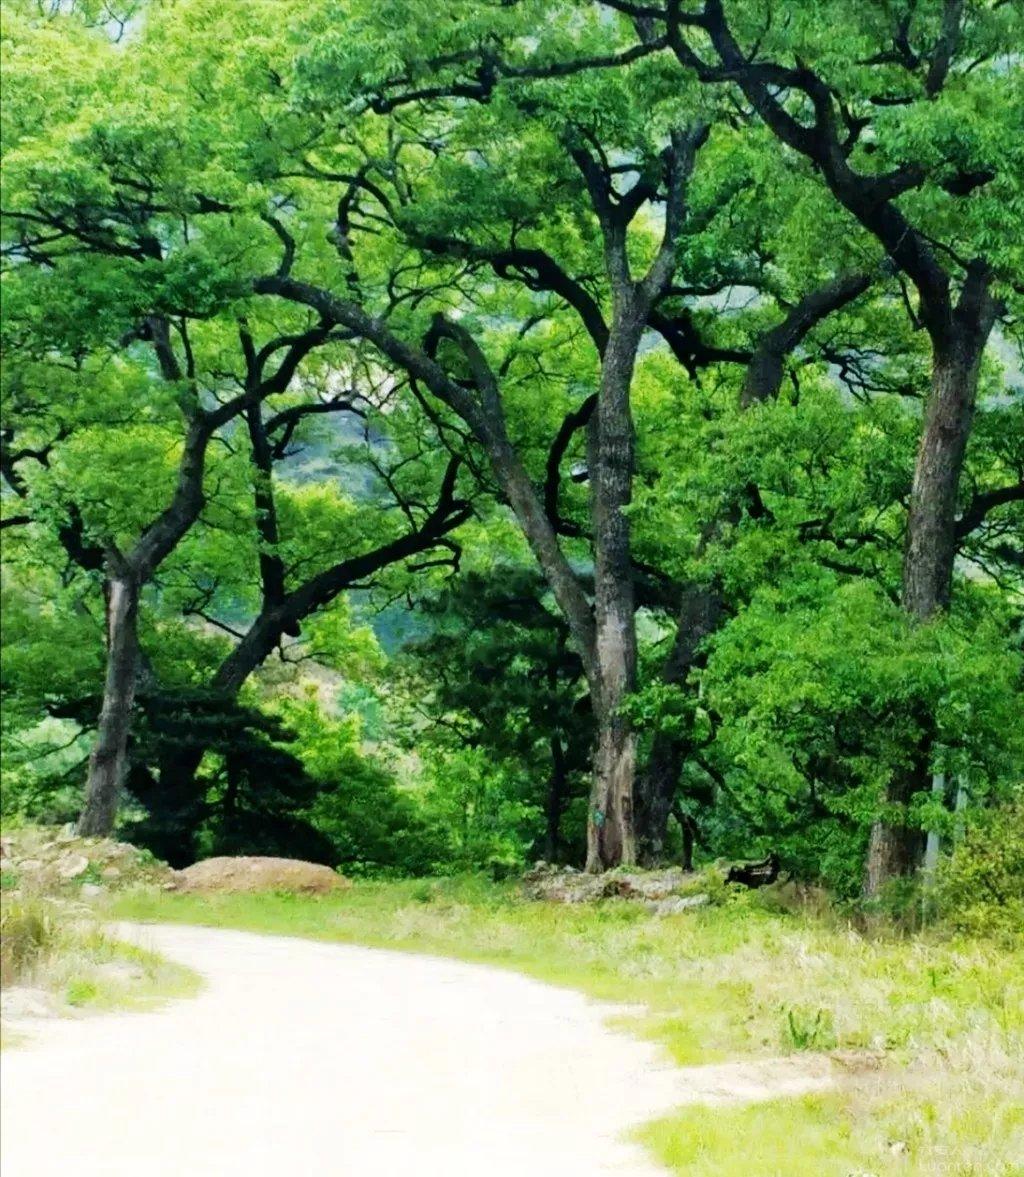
1,923,832,1176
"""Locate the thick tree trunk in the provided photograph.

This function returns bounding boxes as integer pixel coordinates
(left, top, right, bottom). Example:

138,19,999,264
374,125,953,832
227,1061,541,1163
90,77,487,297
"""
863,770,926,898
78,575,141,836
585,310,644,872
587,716,637,869
901,334,987,619
636,735,681,866
865,307,993,896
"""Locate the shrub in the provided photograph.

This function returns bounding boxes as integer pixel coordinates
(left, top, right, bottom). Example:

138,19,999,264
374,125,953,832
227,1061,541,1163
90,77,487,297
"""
0,895,61,985
937,795,1024,944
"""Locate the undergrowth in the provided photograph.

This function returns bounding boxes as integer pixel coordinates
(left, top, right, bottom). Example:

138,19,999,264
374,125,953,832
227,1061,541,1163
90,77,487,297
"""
1,893,199,1040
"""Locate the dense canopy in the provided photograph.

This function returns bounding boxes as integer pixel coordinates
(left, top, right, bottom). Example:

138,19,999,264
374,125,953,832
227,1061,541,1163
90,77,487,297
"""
2,0,1021,896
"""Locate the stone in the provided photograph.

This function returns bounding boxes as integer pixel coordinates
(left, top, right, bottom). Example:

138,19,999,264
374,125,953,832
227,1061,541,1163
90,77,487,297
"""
80,883,105,898
15,858,44,873
56,854,90,880
100,866,121,880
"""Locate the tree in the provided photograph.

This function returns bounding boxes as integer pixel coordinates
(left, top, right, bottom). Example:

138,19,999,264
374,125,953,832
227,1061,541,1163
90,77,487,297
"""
609,0,1024,891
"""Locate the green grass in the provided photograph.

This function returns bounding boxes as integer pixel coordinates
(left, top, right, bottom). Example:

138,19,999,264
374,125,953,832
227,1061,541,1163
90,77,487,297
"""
110,877,1023,1175
1,893,200,1043
639,1095,873,1177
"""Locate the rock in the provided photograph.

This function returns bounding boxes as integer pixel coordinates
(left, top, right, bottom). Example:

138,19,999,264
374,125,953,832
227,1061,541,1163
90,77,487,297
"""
80,883,105,898
522,864,705,905
174,856,352,895
56,854,90,880
648,894,710,917
15,859,44,874
56,824,78,843
100,866,121,880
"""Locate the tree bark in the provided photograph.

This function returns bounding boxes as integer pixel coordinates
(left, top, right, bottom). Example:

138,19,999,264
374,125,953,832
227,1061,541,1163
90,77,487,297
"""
901,326,991,619
585,308,644,871
77,574,141,835
863,756,928,898
865,288,997,897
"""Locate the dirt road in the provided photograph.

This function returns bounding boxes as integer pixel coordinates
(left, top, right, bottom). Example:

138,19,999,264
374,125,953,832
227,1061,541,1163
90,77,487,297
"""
1,923,830,1176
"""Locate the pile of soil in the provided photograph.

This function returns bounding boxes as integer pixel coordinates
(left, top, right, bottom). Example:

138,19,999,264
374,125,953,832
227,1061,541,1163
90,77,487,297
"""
171,856,351,895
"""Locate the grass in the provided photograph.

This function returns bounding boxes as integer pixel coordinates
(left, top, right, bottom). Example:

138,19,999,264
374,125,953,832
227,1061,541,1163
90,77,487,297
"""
110,876,1024,1175
0,893,200,1044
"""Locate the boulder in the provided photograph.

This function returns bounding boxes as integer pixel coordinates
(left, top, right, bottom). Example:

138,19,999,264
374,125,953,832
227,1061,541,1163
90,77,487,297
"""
56,854,90,880
172,856,351,895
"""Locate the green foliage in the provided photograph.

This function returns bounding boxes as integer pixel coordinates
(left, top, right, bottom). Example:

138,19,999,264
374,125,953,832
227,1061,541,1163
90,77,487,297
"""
781,1005,837,1052
938,795,1024,945
1,0,1021,896
699,581,1024,894
0,895,60,986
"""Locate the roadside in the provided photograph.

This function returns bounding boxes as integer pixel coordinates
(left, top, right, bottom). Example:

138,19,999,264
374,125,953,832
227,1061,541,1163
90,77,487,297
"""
113,878,1024,1176
3,827,1021,1174
1,921,827,1177
0,828,196,1045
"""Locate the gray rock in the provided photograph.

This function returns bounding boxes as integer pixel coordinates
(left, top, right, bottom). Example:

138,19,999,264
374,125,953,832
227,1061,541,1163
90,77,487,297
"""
56,854,90,880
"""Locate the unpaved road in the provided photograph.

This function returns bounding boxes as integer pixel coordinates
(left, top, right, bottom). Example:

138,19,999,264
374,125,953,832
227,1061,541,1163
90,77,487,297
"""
1,923,831,1176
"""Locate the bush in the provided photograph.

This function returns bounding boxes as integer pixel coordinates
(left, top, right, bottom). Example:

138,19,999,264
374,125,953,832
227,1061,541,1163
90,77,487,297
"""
0,895,61,985
938,796,1024,943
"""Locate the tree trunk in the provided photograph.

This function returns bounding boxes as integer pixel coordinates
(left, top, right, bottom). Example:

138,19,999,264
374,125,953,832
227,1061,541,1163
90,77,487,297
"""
78,574,141,836
636,735,682,866
863,776,923,898
587,716,637,870
865,302,994,897
901,332,987,619
585,309,644,872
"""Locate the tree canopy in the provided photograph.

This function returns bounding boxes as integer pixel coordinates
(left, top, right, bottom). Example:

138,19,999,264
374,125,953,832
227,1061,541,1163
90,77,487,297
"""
1,0,1021,896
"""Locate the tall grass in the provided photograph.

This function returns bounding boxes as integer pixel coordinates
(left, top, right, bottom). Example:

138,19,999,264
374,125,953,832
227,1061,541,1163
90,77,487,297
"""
1,893,199,1026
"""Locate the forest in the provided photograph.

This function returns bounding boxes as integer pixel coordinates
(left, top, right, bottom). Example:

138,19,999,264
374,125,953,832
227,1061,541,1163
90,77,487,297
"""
2,0,1022,907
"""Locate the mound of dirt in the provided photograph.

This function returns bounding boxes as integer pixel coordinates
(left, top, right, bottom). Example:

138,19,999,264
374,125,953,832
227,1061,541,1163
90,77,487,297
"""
172,856,350,895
